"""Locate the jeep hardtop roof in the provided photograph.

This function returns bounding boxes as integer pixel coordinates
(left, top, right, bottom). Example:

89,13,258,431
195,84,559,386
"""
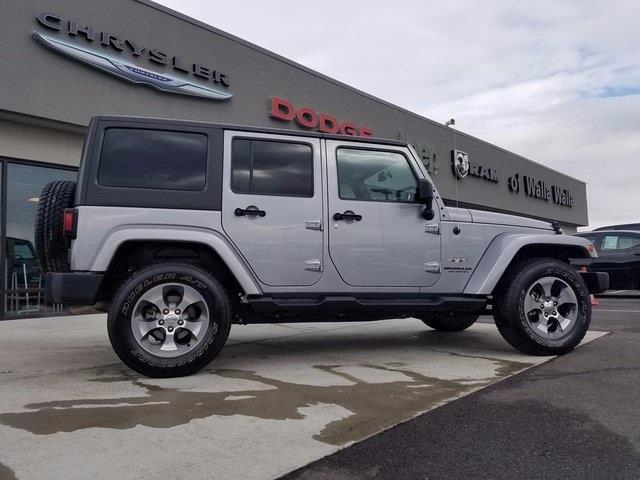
89,115,408,147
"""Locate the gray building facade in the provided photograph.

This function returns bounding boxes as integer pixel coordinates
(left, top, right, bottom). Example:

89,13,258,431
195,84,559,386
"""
0,0,588,317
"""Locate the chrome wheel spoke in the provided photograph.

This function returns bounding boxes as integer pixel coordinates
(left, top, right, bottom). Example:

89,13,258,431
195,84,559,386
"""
160,334,178,353
182,320,202,339
537,277,555,299
523,293,540,317
556,313,571,332
556,285,577,308
137,321,158,338
175,289,201,313
142,285,168,311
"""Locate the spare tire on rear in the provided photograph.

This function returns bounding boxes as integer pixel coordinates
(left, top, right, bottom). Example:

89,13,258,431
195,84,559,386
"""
35,180,76,274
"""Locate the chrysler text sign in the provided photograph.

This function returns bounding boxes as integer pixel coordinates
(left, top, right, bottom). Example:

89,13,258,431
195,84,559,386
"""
33,12,232,101
269,97,373,137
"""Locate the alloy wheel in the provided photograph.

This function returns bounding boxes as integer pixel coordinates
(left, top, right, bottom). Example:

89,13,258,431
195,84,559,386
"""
131,283,212,357
523,276,579,340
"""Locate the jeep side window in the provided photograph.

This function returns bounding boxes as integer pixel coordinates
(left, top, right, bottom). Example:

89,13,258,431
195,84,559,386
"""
336,148,417,203
98,128,208,191
231,139,313,197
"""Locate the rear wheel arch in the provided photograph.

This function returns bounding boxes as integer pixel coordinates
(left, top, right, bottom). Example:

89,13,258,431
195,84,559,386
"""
97,239,257,304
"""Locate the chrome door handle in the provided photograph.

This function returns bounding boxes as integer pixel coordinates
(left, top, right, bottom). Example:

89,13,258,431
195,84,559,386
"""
333,210,362,221
234,206,266,217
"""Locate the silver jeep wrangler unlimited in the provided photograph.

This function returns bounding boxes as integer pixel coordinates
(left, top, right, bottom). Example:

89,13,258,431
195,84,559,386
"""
39,116,608,377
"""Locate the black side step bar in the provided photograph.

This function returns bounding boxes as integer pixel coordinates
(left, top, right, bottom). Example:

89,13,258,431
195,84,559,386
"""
247,295,487,313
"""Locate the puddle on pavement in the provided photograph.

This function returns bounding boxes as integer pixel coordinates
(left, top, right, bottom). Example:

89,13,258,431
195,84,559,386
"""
0,356,532,446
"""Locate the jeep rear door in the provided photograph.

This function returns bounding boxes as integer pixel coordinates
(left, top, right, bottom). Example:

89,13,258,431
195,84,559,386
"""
326,140,441,287
222,131,323,287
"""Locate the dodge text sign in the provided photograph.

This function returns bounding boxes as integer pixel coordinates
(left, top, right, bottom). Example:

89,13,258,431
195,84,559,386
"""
269,97,373,137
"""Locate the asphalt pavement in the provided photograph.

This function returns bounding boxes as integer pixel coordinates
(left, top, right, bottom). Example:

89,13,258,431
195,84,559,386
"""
283,295,640,480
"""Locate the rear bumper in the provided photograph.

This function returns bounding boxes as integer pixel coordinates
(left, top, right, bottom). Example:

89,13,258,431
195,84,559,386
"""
579,271,609,294
45,272,104,305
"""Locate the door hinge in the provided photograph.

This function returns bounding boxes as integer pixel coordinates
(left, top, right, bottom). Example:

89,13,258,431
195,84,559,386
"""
305,259,322,272
424,262,441,273
424,224,440,234
305,220,323,231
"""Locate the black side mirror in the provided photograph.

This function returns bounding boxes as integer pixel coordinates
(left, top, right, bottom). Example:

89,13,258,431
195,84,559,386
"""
417,179,435,220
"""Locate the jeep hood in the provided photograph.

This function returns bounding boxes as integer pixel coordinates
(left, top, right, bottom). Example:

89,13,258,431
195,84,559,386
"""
447,207,554,231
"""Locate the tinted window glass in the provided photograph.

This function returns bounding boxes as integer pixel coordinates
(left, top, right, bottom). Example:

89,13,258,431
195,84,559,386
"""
602,235,640,250
13,242,35,260
99,128,207,191
231,139,313,197
337,148,417,203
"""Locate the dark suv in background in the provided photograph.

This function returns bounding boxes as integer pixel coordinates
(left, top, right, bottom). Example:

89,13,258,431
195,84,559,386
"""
576,230,640,290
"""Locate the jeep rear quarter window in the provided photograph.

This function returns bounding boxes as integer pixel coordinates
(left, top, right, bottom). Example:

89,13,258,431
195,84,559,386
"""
98,128,208,191
231,139,313,197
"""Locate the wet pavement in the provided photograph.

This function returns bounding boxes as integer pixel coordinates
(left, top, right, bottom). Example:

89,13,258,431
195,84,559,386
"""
0,315,606,480
284,295,640,480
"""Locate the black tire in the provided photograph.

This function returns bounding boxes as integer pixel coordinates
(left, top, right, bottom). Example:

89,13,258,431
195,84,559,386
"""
493,257,590,356
418,313,478,332
34,182,56,274
108,263,232,377
35,180,76,273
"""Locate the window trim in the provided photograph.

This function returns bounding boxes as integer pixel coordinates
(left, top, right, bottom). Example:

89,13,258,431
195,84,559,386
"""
97,127,210,192
335,146,420,204
230,137,315,198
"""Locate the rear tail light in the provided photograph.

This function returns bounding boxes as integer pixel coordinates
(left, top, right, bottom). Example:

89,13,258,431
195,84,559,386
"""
63,208,78,239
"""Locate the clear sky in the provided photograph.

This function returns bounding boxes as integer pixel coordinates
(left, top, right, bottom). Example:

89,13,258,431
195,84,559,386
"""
156,0,640,229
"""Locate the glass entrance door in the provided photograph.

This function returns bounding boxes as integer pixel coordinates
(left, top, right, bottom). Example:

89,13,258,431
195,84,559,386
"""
2,160,77,318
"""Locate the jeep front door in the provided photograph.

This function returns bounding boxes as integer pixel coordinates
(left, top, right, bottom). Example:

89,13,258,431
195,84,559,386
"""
327,141,441,287
222,131,323,286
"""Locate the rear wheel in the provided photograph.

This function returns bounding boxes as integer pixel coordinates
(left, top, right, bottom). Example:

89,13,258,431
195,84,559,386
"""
493,258,590,355
108,263,232,377
418,313,478,332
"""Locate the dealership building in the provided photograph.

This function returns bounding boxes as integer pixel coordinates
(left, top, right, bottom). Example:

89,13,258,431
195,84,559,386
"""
0,0,588,318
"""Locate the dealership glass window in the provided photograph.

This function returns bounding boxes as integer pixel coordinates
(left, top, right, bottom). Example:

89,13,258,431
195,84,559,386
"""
601,235,640,250
231,139,313,197
4,162,77,317
336,148,417,203
98,128,208,191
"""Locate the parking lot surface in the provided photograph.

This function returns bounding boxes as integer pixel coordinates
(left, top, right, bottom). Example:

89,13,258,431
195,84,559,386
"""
285,295,640,480
0,314,605,480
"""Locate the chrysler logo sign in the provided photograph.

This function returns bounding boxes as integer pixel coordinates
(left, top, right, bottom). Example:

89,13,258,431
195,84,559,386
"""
33,13,233,101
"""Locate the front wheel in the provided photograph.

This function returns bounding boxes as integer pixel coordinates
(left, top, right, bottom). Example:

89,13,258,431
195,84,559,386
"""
108,263,232,377
493,258,590,356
